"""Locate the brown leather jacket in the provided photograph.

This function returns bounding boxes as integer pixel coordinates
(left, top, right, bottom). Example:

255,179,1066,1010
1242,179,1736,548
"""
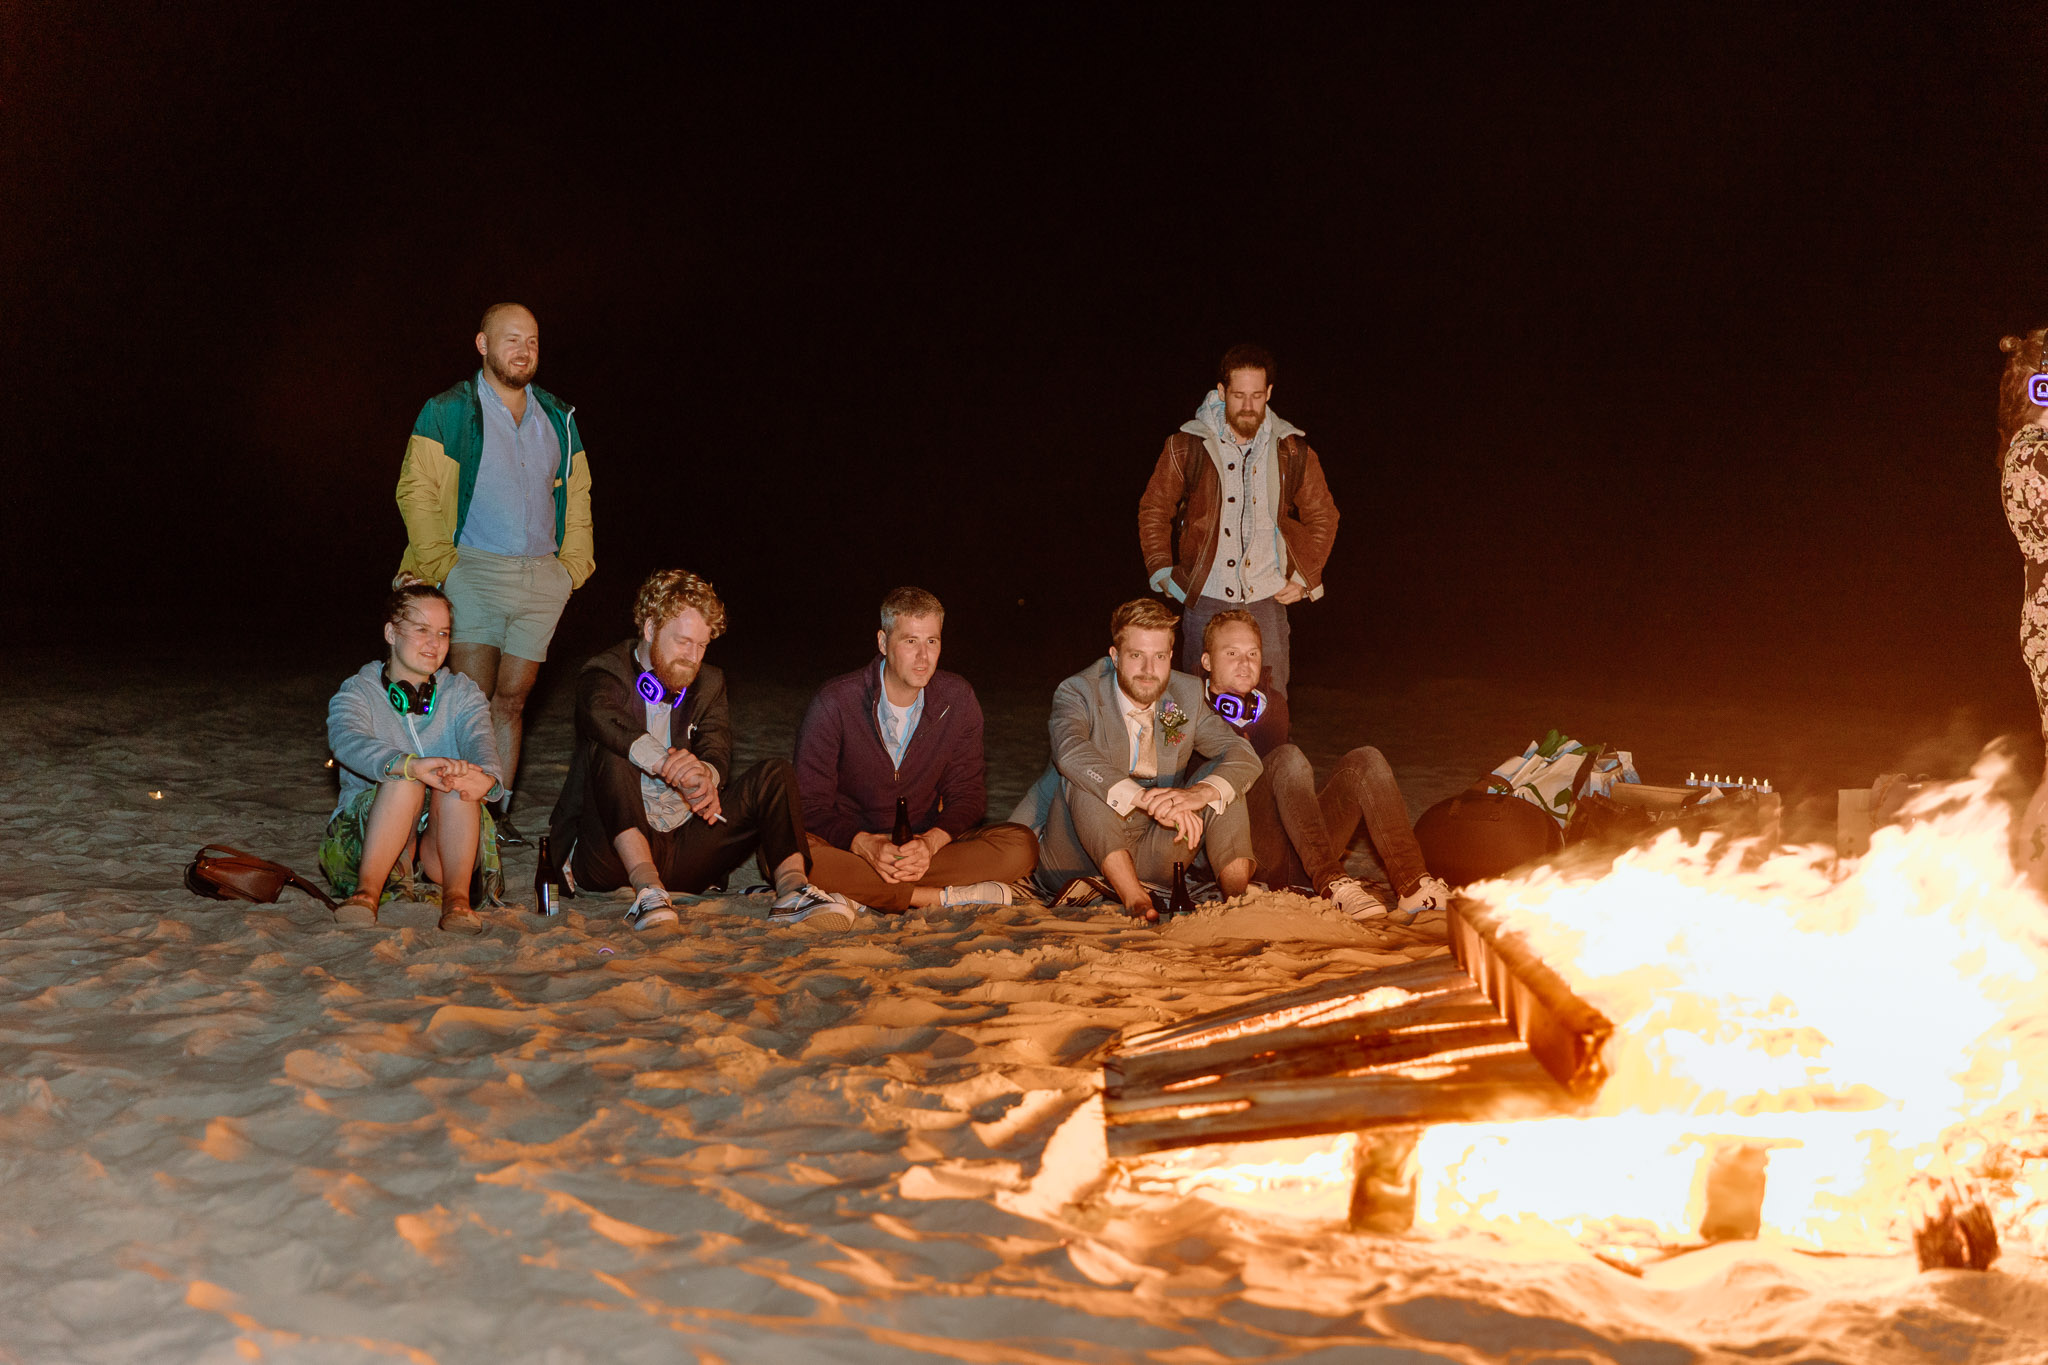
1137,424,1340,603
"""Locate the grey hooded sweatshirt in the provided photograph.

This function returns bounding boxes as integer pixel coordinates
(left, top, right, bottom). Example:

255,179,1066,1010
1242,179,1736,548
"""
325,663,503,819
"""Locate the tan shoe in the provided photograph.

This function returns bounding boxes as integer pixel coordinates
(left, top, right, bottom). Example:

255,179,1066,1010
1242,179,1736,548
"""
334,892,379,927
438,900,484,934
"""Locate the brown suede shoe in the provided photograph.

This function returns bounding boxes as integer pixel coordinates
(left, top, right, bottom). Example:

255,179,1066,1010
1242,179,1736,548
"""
334,892,379,927
437,900,484,934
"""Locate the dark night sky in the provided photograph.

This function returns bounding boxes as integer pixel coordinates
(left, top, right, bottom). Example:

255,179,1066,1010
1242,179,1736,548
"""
7,4,2048,725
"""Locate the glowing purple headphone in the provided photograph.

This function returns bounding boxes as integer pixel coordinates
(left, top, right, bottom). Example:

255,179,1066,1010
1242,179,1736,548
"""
636,669,686,707
1211,688,1267,729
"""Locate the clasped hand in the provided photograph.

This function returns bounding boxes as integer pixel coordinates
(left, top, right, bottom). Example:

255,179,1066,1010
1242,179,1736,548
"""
657,747,723,821
408,756,495,801
852,829,936,883
1134,784,1213,849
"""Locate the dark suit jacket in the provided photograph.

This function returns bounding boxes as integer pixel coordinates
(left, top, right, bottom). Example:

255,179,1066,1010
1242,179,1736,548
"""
547,638,731,853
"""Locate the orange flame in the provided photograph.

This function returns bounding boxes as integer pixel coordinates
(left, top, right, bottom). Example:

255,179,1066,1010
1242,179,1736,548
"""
1420,751,2043,1252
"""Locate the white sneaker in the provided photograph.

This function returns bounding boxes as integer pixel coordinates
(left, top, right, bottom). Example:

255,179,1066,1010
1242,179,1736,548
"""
625,885,679,931
938,881,1015,907
1397,875,1455,919
1325,876,1391,921
768,883,859,928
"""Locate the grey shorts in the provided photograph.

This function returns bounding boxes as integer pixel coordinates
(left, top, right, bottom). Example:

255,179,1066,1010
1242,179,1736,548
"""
444,546,574,661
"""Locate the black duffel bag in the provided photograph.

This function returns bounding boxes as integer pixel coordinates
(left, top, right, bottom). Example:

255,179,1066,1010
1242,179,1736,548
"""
1414,745,1607,887
1413,790,1565,888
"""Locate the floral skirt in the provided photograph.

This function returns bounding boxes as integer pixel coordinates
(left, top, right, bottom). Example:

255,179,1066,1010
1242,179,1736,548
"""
319,786,503,905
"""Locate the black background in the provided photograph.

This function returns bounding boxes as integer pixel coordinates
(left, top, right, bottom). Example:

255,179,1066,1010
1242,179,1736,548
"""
7,3,2047,726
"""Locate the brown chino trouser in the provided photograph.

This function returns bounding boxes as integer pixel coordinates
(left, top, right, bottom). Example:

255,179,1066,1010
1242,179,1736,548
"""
805,822,1039,912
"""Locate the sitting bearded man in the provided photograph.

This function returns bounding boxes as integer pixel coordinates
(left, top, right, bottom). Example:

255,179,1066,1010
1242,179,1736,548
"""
1016,597,1261,920
545,569,841,929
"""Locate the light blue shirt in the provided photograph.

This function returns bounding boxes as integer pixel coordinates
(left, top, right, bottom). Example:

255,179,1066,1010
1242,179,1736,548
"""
460,371,561,557
876,681,925,771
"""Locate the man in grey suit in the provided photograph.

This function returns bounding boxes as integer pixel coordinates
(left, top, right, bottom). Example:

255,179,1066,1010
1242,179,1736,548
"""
1017,598,1261,919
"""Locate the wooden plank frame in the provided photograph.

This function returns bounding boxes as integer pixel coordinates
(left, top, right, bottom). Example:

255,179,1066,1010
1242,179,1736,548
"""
1102,929,1613,1157
1446,897,1614,1099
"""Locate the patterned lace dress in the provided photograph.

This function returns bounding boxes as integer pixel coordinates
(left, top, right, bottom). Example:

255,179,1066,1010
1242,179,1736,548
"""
2002,425,2048,736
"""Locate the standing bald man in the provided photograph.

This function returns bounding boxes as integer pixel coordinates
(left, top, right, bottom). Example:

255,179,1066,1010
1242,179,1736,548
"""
394,302,594,843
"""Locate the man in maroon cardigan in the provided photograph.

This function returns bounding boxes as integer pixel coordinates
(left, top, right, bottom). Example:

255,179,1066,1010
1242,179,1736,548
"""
793,587,1039,913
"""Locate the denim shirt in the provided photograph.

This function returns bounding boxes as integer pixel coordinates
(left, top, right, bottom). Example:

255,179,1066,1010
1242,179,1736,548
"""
460,370,561,556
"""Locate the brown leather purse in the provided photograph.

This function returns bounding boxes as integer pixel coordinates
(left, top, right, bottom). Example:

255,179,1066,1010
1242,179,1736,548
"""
183,844,337,910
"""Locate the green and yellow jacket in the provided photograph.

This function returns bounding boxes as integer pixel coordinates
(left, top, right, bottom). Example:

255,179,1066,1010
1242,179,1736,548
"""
394,378,594,588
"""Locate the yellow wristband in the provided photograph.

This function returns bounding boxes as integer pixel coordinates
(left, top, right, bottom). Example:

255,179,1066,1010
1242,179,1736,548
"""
401,753,415,781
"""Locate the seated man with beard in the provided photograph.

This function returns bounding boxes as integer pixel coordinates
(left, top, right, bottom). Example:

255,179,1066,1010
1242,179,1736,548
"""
1016,597,1261,920
546,569,842,929
1198,609,1452,919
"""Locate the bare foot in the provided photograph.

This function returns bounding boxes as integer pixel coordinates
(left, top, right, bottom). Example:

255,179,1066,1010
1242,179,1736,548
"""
438,897,483,935
335,891,379,927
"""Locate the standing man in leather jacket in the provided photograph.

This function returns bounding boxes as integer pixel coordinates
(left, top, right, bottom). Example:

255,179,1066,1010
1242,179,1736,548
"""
1137,343,1338,696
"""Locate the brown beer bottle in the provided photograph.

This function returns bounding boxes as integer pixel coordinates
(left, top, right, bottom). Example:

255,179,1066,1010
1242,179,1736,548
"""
893,797,913,848
1169,860,1195,915
535,833,559,917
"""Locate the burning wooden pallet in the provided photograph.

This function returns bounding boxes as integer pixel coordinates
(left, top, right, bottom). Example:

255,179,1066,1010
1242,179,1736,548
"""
1104,900,1610,1159
1102,899,1998,1269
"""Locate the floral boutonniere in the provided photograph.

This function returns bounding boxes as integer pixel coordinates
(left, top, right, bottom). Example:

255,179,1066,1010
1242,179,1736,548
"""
1157,700,1190,745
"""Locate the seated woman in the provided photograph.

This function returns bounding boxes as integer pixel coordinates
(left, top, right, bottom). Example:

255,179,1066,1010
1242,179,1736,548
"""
322,583,504,932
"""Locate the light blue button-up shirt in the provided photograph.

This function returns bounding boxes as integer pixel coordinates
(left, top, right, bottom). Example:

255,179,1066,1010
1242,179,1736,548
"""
876,686,925,771
460,371,561,557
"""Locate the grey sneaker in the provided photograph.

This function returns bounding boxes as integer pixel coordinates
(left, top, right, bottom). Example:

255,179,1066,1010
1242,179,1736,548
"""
768,883,858,928
938,881,1015,907
1325,875,1391,921
625,885,679,931
1397,875,1454,920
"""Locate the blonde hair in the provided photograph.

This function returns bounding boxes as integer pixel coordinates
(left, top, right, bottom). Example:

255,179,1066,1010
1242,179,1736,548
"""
879,586,944,633
1109,597,1178,649
633,569,727,639
1201,608,1261,656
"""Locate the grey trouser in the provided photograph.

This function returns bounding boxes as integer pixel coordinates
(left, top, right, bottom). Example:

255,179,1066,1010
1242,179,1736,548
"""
1248,743,1429,896
1033,780,1254,893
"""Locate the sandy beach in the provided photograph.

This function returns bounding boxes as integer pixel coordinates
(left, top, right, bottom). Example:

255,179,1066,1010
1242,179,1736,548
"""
4,653,2047,1363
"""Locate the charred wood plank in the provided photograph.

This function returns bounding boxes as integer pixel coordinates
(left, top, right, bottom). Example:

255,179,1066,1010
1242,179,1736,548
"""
1106,1059,1580,1157
1350,1127,1421,1233
1118,954,1466,1057
1448,897,1614,1098
1911,1175,2000,1271
1111,983,1507,1097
